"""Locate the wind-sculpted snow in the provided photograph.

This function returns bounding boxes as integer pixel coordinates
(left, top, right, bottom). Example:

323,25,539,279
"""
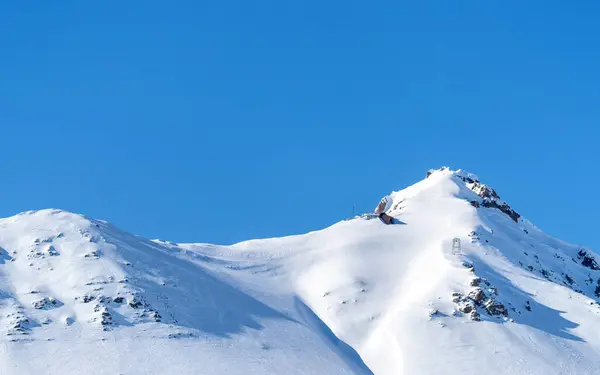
2,168,600,375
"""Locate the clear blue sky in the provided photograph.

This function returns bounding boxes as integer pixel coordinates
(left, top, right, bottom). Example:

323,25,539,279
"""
1,2,599,251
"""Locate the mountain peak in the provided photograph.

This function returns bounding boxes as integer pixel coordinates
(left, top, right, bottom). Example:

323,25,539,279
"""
379,166,521,224
2,171,600,375
425,166,482,184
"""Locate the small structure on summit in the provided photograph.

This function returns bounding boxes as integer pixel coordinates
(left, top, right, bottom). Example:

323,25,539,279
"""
374,196,391,215
374,196,394,225
379,212,394,225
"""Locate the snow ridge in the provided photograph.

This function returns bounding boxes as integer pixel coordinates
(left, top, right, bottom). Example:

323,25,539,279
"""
1,169,600,375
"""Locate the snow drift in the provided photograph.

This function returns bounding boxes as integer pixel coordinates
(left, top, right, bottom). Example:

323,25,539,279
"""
1,167,600,375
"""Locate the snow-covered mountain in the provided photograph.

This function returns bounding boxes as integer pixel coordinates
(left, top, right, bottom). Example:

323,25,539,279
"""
2,167,600,375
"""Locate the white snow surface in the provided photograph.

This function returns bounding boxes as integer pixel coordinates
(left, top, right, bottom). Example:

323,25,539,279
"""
2,167,600,374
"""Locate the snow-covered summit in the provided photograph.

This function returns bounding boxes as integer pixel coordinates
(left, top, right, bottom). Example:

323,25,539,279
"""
426,166,480,183
2,169,600,375
377,166,520,224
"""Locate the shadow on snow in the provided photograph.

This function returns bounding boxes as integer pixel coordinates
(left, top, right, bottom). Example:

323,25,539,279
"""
469,252,584,342
294,297,374,375
101,223,296,338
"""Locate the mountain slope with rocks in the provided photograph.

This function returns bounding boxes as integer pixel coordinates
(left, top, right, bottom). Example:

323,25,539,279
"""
2,167,600,375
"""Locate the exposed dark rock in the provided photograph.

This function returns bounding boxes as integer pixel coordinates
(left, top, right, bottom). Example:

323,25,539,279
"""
481,200,521,223
455,172,479,184
94,306,113,329
47,245,60,256
453,274,508,321
485,300,508,317
84,250,100,259
98,296,113,304
85,280,109,286
462,261,474,272
540,269,551,279
469,310,481,321
468,231,479,239
470,201,480,208
32,297,60,310
459,302,475,314
564,273,574,285
113,296,125,304
149,310,162,322
472,183,500,200
464,180,521,222
128,295,151,310
525,301,531,312
168,332,197,339
6,312,32,336
27,251,45,260
129,300,144,309
578,249,600,271
468,288,485,304
595,280,600,298
452,292,463,304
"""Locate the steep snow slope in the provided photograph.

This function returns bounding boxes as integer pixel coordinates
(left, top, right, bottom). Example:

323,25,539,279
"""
182,167,600,374
2,168,600,374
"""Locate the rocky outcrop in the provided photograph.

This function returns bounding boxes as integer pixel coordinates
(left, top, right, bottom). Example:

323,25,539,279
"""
32,297,60,310
113,296,125,304
47,245,60,256
468,181,520,223
450,169,521,223
128,294,162,322
92,304,114,330
451,275,508,321
481,200,521,223
578,248,600,271
5,309,33,336
468,288,485,303
485,299,508,317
